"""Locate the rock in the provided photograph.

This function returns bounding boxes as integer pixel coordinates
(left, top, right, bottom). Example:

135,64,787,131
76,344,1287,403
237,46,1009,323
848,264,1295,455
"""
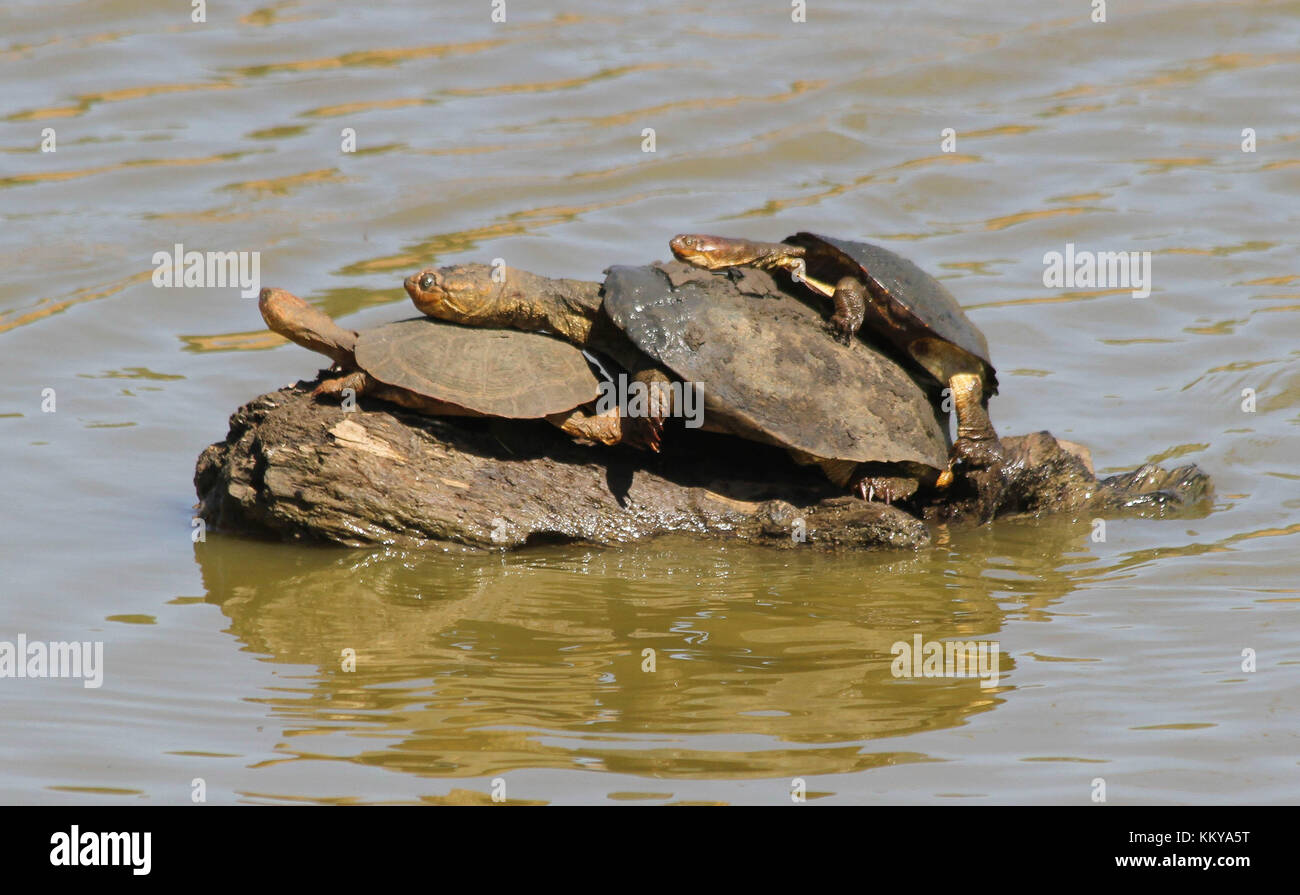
195,382,1212,552
195,382,932,551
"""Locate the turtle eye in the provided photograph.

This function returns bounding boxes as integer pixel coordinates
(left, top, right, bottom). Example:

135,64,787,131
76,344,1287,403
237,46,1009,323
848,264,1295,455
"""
418,273,436,291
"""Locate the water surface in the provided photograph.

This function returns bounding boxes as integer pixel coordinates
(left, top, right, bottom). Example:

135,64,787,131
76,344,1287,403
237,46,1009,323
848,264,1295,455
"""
2,0,1297,804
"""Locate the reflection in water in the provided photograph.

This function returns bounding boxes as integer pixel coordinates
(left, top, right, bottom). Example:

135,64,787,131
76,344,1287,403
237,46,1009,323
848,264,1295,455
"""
194,518,1110,786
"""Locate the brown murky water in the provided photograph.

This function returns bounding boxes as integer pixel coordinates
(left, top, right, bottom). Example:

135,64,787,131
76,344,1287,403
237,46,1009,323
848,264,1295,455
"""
2,0,1297,804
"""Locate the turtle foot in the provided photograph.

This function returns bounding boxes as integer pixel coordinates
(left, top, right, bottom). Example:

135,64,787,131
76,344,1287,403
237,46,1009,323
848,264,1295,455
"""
826,276,867,346
625,414,664,453
852,474,919,505
551,407,624,447
933,436,1009,523
826,316,856,346
937,435,1006,487
312,371,368,402
623,370,674,453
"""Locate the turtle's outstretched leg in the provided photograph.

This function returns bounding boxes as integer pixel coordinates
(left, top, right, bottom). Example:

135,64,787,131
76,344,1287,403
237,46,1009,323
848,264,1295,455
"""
936,372,1004,489
315,369,478,417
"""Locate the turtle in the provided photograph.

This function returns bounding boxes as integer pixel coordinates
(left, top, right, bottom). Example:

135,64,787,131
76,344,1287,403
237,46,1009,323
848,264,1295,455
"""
256,287,635,446
669,232,1002,487
403,260,952,502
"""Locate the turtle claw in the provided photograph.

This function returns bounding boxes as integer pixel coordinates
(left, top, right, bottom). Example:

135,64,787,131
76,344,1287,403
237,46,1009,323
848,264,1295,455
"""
826,316,855,346
854,477,893,504
937,436,1010,522
626,414,664,453
646,415,664,452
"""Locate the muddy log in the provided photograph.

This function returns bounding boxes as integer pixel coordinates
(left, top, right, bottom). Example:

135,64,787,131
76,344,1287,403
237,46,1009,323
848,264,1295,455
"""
195,381,1212,552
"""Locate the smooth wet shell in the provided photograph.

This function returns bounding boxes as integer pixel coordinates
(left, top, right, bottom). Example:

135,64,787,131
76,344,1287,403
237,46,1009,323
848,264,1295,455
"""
602,263,949,469
786,232,997,392
355,317,599,418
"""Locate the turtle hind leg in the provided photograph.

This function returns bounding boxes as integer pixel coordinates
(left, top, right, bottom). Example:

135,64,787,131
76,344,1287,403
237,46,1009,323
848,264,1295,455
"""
851,470,920,505
825,277,867,346
550,406,623,446
817,458,919,505
853,477,894,504
313,370,370,401
936,372,1004,488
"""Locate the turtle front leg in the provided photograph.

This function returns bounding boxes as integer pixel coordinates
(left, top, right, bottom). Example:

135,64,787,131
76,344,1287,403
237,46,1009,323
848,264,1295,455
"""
736,247,842,298
622,368,675,452
550,367,676,451
826,276,868,346
758,251,809,284
935,372,1004,489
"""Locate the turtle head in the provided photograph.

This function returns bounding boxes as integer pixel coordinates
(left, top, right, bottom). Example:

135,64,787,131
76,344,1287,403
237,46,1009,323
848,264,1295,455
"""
258,287,300,327
669,233,743,269
257,287,358,366
404,264,501,324
669,233,795,273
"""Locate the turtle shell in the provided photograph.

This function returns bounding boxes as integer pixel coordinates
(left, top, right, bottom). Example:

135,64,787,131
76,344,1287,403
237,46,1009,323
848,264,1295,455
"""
785,232,997,394
354,317,599,418
601,262,949,470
